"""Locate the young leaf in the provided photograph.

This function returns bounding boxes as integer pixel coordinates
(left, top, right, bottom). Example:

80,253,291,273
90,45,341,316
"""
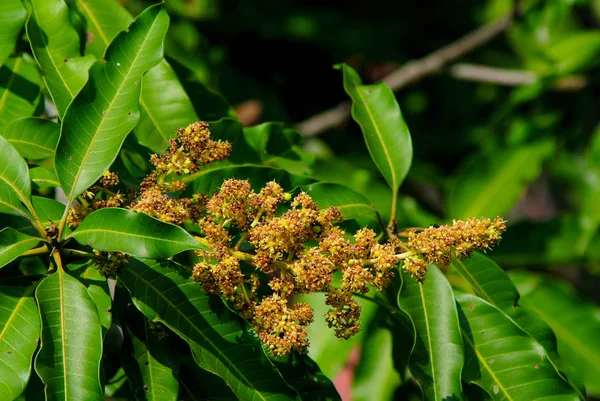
0,135,33,219
0,56,43,126
0,228,41,269
134,59,199,153
456,293,579,401
301,182,376,222
511,272,600,397
0,0,26,67
26,0,95,118
0,285,41,400
1,118,59,159
119,258,300,401
397,265,465,401
54,4,169,204
337,63,413,194
448,140,554,219
69,208,210,258
35,267,104,401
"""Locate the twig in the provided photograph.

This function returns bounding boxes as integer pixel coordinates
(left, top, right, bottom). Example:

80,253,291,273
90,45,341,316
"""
296,15,512,137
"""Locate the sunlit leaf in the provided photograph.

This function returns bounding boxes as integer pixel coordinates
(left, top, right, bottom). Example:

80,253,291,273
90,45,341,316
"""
0,56,43,126
0,135,33,219
0,228,41,269
0,0,26,67
1,118,59,160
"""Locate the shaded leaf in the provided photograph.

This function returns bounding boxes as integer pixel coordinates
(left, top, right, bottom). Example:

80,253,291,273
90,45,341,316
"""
456,293,579,401
0,228,41,269
1,118,59,159
178,356,236,401
511,272,600,397
209,118,260,164
35,267,104,401
27,0,95,118
397,265,464,401
0,56,43,126
0,285,40,400
119,258,299,400
0,0,27,67
273,353,341,401
301,182,376,222
70,208,209,258
30,167,60,189
337,63,412,193
448,141,554,219
54,5,169,203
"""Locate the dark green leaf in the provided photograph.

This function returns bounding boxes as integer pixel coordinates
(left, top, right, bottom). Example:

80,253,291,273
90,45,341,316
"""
30,167,60,189
35,267,104,401
511,272,600,397
0,0,27,67
209,118,260,164
69,208,209,258
301,182,376,222
0,56,43,126
27,0,95,118
0,285,41,400
448,141,554,219
178,357,236,401
54,5,169,203
243,122,302,160
119,258,299,400
273,353,341,401
1,118,59,159
456,293,579,401
0,228,41,269
134,59,198,153
397,265,464,401
337,63,413,193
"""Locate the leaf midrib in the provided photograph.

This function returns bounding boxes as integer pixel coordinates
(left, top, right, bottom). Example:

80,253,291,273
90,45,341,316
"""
71,227,198,248
126,268,270,401
7,138,53,153
58,268,69,399
419,283,438,400
352,81,398,191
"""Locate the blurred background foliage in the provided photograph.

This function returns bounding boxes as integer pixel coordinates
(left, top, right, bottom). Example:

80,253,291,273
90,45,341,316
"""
121,0,600,398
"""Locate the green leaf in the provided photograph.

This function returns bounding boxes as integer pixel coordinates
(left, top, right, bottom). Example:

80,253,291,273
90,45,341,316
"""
119,258,299,401
30,167,60,189
456,293,579,401
301,182,376,222
69,208,209,258
397,265,464,401
120,309,179,401
448,140,554,219
337,63,413,193
134,59,199,153
178,357,236,401
0,285,41,400
1,118,59,159
35,267,104,401
54,4,169,203
511,272,600,397
26,0,95,118
65,262,112,336
32,196,66,229
0,56,43,126
0,1,26,67
72,0,132,59
0,135,33,219
243,122,302,161
272,353,341,401
353,324,401,401
547,31,600,74
209,118,260,164
0,228,41,269
186,163,314,195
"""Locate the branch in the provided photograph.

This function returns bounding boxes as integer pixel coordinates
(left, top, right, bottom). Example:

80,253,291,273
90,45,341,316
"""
296,15,512,137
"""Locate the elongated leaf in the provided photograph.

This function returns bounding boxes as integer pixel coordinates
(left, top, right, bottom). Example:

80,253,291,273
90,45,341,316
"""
54,5,169,203
0,135,33,218
0,56,43,126
0,1,26,67
272,353,341,401
456,293,579,401
209,118,260,164
0,228,41,269
448,140,554,219
0,285,41,400
178,357,236,401
32,196,66,229
35,267,104,401
135,59,198,153
301,183,376,221
27,0,95,118
66,262,112,335
70,208,209,258
1,118,59,159
30,167,60,189
119,258,299,400
511,272,600,396
397,265,464,401
120,310,179,401
337,63,412,193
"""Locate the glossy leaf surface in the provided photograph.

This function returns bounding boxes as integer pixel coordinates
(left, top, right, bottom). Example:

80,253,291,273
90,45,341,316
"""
0,56,42,126
0,135,32,218
1,118,59,159
0,0,26,67
0,228,40,269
